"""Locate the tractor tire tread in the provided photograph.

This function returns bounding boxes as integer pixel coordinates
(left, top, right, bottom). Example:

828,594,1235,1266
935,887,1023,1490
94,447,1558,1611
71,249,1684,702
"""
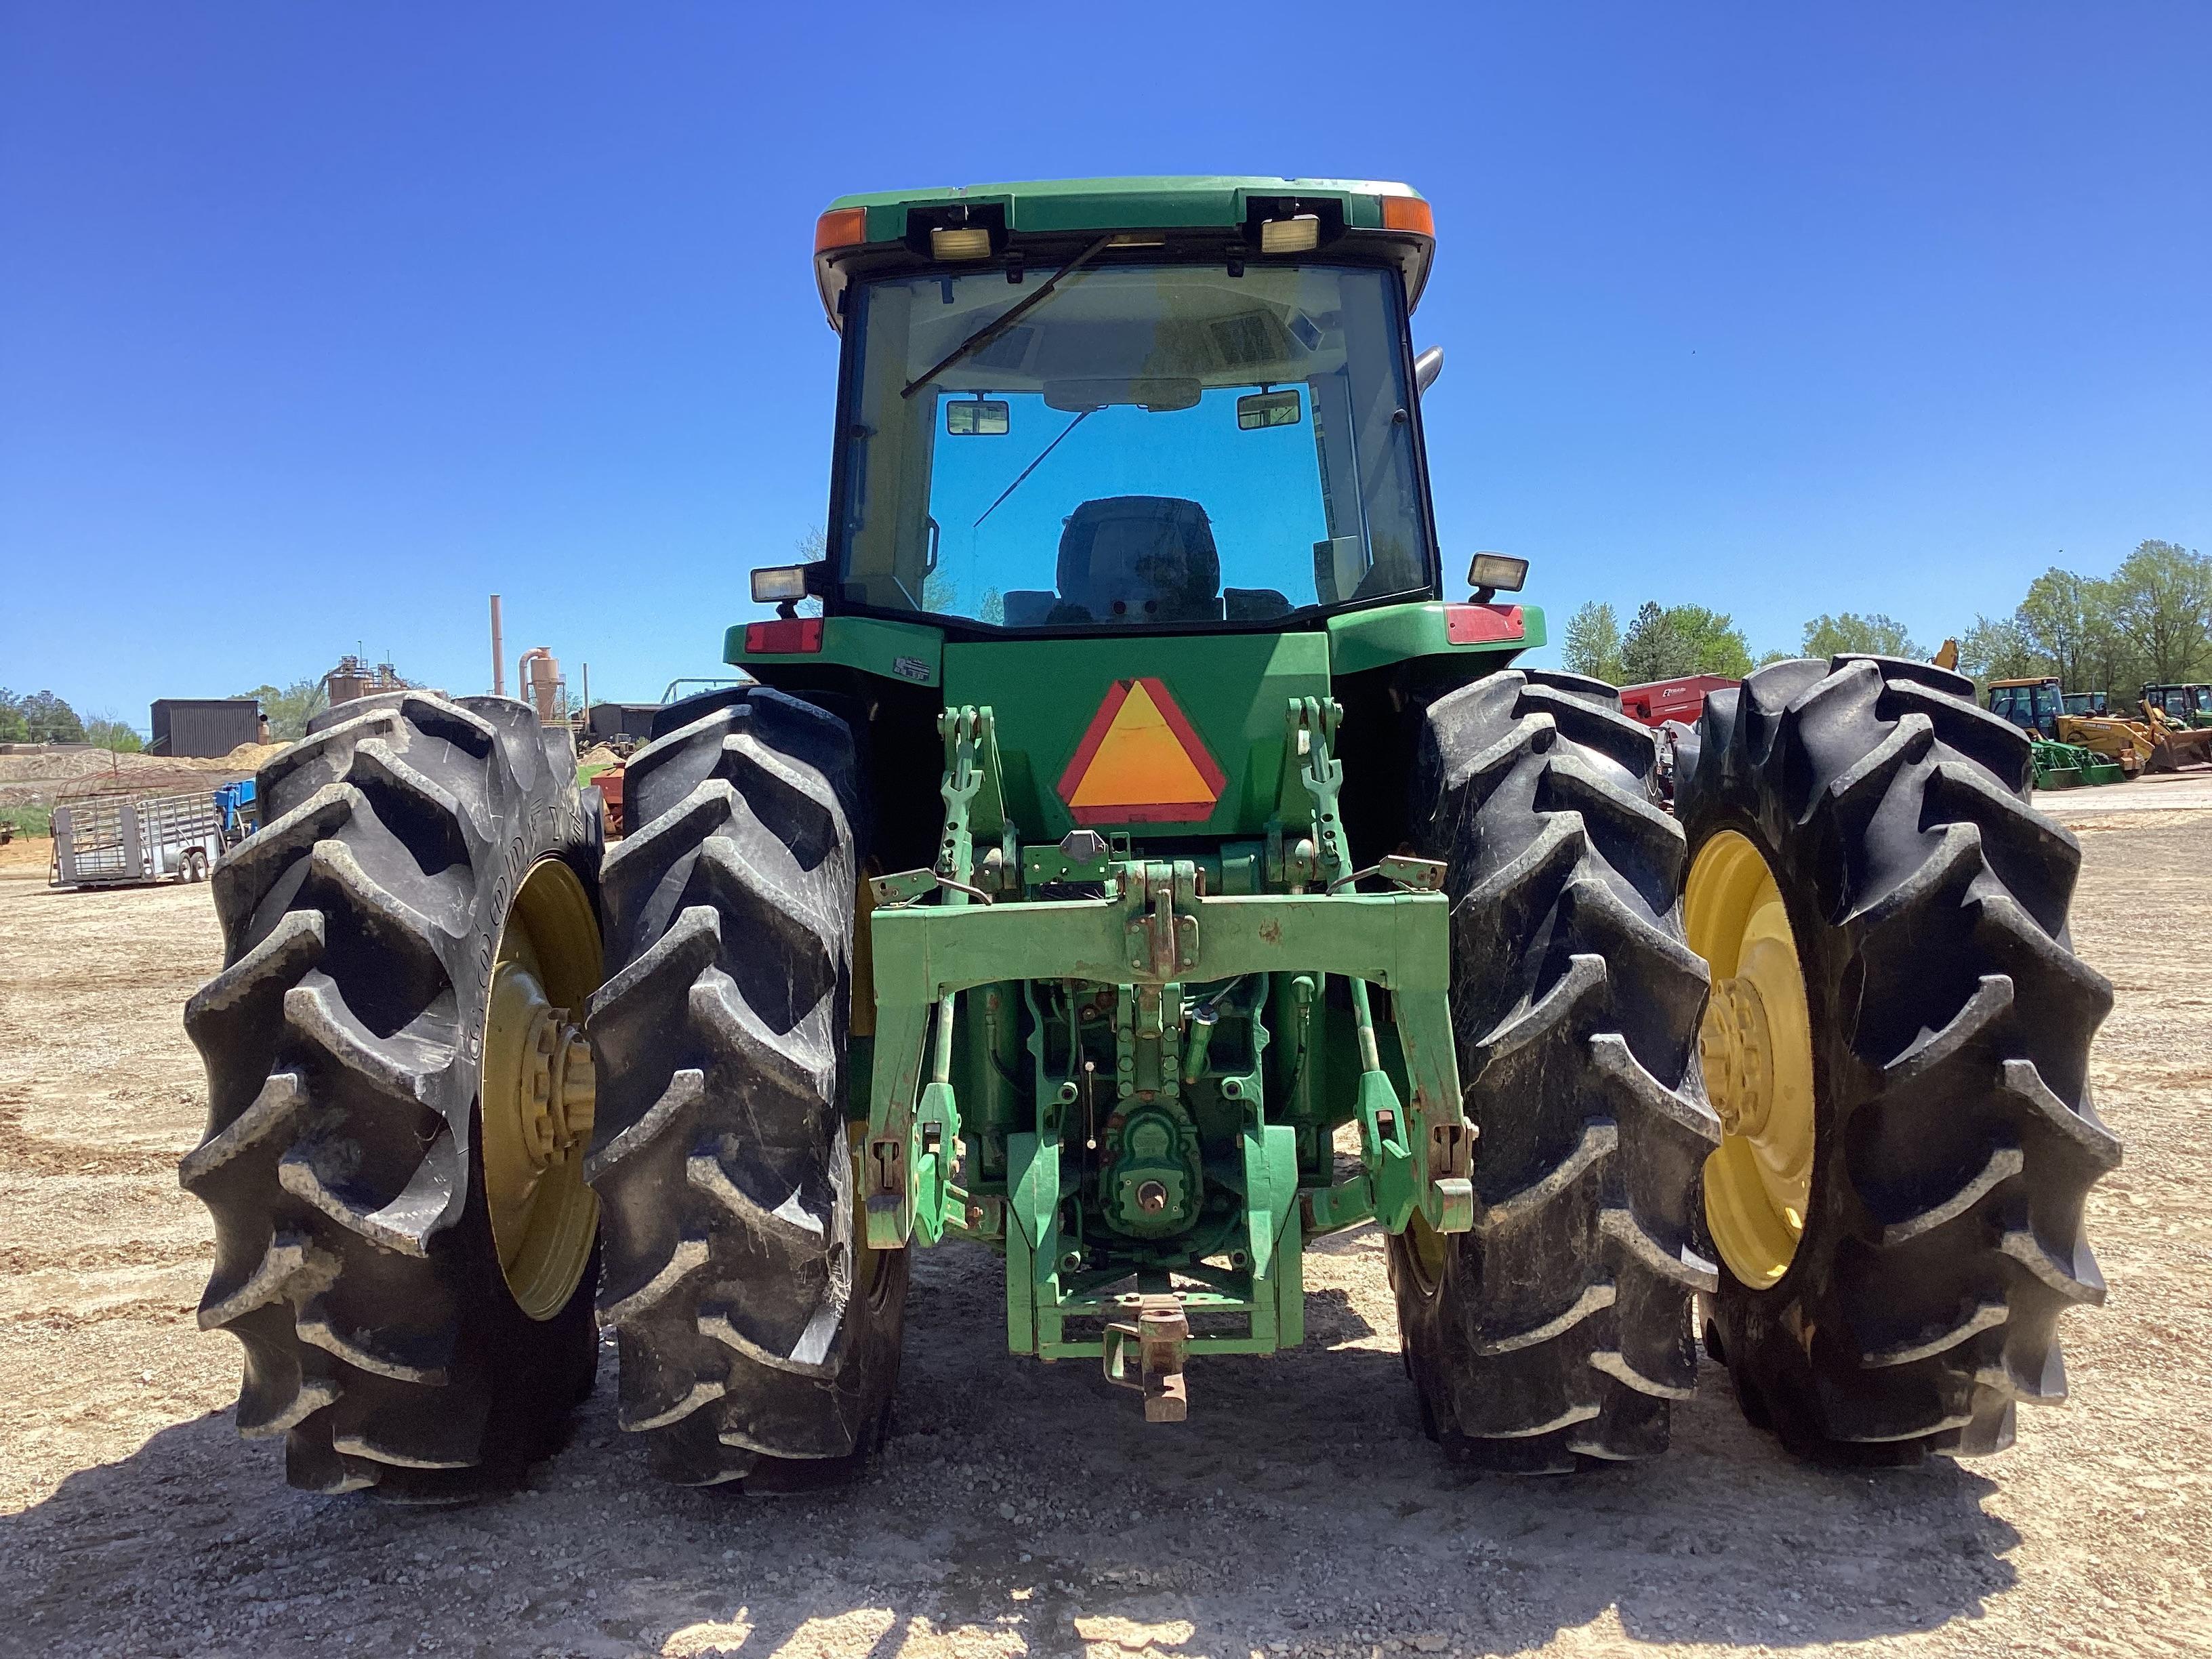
182,691,600,1495
1391,670,1718,1469
1678,656,2116,1459
586,689,905,1490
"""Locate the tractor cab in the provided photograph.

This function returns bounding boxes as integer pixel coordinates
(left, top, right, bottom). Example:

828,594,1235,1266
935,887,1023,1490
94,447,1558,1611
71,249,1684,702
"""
2142,682,2212,727
737,179,1534,874
1988,676,2065,738
2063,689,2108,717
826,257,1434,630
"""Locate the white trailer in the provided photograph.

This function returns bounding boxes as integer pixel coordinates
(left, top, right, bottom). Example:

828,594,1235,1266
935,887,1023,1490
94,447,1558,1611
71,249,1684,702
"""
52,790,227,887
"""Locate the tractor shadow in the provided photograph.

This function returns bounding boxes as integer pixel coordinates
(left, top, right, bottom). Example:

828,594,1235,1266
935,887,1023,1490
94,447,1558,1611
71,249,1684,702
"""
0,1240,2020,1658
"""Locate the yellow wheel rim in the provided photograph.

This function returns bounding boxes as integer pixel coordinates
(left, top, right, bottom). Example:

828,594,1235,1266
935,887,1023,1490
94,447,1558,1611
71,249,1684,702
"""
847,1121,895,1305
480,857,602,1319
1685,831,1816,1288
1403,1207,1449,1294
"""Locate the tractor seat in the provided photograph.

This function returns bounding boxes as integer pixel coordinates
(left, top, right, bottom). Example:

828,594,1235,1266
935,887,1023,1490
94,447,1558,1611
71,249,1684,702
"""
1042,496,1224,625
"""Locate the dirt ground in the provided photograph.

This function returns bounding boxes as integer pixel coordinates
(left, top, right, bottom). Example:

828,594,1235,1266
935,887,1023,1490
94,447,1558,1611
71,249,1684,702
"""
0,808,2207,1659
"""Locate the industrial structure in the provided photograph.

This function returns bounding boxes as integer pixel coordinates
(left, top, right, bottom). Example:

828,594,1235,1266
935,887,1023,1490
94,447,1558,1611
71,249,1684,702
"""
323,656,409,708
147,698,265,758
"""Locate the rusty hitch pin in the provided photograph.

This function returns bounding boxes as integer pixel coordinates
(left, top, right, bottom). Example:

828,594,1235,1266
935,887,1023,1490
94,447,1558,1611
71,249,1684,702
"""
1104,1294,1191,1423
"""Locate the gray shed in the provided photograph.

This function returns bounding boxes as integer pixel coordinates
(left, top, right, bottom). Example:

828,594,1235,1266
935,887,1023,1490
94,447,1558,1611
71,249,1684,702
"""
150,699,265,758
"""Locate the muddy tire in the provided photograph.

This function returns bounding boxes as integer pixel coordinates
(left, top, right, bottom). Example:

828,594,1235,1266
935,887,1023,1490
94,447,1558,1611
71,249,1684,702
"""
1389,670,1721,1471
586,689,905,1488
182,692,602,1495
1677,656,2118,1460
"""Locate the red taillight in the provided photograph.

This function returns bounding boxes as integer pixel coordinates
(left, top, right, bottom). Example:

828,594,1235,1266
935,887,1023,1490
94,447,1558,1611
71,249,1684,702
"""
814,207,868,255
1445,603,1523,644
744,617,824,654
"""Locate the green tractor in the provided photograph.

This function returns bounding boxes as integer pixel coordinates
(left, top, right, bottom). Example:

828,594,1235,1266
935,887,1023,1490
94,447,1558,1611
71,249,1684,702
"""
2142,682,2212,730
182,177,2118,1496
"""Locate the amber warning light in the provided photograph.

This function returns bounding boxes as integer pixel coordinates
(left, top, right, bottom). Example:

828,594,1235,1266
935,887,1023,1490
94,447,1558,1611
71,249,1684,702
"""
815,207,868,254
1381,196,1435,237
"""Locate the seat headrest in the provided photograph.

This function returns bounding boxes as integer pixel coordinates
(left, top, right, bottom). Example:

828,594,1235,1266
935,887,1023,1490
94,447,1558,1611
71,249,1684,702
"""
1056,496,1220,621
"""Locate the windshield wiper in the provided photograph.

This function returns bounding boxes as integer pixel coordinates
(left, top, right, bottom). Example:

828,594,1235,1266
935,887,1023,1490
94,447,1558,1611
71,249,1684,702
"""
901,235,1114,399
974,408,1097,527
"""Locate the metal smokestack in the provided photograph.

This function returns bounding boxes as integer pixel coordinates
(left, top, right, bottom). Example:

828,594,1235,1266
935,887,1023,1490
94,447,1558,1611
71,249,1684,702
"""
490,595,505,696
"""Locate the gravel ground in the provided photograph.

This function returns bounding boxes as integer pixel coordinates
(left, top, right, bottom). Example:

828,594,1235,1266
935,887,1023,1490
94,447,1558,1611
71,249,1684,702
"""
0,810,2206,1659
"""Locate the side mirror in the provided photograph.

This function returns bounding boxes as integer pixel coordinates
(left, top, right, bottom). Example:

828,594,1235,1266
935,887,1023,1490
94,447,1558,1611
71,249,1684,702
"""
1414,346,1444,395
947,398,1010,436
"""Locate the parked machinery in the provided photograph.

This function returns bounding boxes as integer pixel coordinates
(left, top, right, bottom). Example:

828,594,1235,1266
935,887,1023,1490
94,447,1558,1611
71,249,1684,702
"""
1987,677,2145,782
2141,684,2212,730
180,176,2118,1500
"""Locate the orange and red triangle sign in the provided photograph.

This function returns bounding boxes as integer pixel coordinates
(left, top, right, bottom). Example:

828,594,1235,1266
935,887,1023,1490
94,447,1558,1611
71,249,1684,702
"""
1057,678,1227,825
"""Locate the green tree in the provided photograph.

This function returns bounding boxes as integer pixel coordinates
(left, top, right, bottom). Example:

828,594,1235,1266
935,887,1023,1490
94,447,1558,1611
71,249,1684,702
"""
2106,539,2212,686
6,690,86,743
2013,567,2106,693
1664,605,1755,677
1561,601,1625,683
1620,601,1688,683
1615,600,1753,682
238,679,329,743
85,716,144,753
1957,615,2039,689
920,569,960,613
0,693,27,743
1801,612,1925,661
2079,609,2143,704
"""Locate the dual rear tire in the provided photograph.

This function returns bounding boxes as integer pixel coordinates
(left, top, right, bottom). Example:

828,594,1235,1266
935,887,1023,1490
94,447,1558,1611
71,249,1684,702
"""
183,688,902,1493
186,659,2114,1489
1393,657,2116,1467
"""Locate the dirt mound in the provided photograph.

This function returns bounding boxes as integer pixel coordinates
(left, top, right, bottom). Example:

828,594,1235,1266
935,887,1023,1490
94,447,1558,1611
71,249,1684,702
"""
0,749,253,813
222,742,288,767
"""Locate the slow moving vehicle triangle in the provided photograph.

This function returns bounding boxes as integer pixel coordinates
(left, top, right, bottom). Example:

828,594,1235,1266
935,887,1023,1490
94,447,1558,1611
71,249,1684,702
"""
1059,677,1225,825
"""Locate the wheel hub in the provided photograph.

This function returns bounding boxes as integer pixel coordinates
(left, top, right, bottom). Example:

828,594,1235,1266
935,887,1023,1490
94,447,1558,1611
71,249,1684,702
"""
512,995,595,1172
1700,973,1774,1139
1685,830,1816,1288
479,857,603,1320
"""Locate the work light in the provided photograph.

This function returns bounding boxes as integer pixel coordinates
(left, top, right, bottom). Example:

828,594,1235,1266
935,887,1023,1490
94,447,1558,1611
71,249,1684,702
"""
751,565,811,617
1467,554,1528,595
930,226,993,260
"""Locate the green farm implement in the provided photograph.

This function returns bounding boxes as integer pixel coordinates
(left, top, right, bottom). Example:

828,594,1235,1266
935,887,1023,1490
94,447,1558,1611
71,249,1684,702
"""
182,178,2119,1496
2029,737,2125,789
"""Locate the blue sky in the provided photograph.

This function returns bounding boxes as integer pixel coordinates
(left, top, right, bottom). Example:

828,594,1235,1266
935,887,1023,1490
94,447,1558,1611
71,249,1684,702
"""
4,4,2207,728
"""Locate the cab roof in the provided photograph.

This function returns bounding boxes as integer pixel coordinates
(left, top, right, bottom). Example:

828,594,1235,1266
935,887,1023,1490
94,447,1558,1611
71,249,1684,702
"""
814,175,1435,327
